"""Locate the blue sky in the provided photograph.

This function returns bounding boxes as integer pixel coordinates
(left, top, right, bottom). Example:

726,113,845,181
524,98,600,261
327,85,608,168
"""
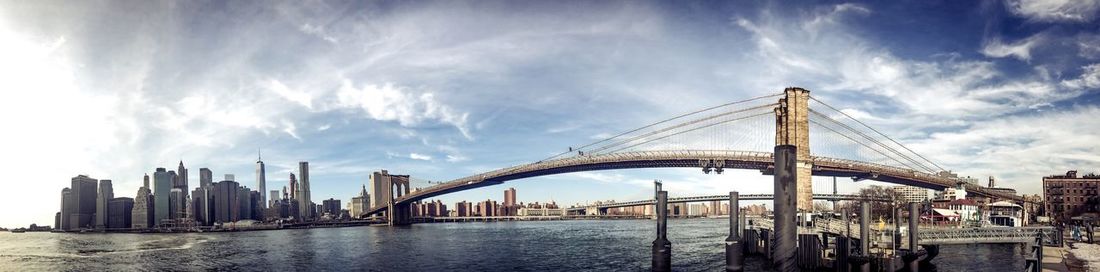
1,0,1099,227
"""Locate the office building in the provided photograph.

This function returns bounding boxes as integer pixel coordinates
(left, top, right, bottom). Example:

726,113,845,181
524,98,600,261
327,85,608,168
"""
298,162,312,220
503,188,517,216
60,187,71,230
199,168,213,188
169,188,186,219
213,180,240,223
132,176,154,229
256,152,267,207
69,175,98,230
289,173,298,200
95,180,113,229
322,198,341,217
892,185,929,203
153,168,173,226
250,191,262,221
350,185,370,219
192,186,212,226
237,187,253,221
176,161,188,192
107,197,133,229
1043,170,1100,222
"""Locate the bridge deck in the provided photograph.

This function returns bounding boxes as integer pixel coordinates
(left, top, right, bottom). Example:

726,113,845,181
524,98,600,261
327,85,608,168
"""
367,150,1025,216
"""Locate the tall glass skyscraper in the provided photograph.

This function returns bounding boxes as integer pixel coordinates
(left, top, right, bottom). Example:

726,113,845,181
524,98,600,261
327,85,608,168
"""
256,151,266,208
153,168,172,226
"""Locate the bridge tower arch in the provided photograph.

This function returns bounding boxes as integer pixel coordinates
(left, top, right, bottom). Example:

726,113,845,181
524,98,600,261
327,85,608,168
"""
775,87,813,211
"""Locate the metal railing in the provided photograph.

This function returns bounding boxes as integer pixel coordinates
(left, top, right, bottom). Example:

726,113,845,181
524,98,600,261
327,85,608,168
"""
920,226,1055,245
1023,232,1044,272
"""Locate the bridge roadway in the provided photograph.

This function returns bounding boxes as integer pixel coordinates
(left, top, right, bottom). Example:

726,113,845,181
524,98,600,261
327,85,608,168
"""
564,193,890,213
366,150,1025,216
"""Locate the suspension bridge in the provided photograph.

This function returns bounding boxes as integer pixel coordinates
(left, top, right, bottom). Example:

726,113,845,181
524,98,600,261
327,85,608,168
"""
364,87,1026,225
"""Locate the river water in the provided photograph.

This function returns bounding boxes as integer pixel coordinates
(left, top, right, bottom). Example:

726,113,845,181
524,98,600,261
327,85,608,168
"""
0,218,1029,271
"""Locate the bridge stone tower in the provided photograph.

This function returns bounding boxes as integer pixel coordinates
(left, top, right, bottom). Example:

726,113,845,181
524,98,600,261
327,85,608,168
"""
775,87,813,211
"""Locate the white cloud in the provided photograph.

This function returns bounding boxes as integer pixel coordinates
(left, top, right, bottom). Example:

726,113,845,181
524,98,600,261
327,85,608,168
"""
298,23,338,44
590,132,613,140
282,120,300,140
1061,63,1100,90
409,153,432,161
735,6,1067,118
317,124,332,131
981,34,1045,61
267,79,314,110
1006,0,1100,22
336,80,472,140
445,154,469,163
911,106,1100,193
839,109,880,120
1077,33,1100,59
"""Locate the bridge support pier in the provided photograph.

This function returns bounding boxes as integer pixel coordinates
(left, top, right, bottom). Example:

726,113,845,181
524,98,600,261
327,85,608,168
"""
773,145,798,272
652,190,671,272
726,191,743,271
387,202,412,226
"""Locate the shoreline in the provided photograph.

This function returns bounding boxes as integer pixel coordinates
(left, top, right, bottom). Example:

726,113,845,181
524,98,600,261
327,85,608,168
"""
35,216,726,234
45,220,380,234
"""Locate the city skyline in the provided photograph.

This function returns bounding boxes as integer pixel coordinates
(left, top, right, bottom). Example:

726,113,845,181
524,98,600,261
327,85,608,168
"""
3,1,1100,228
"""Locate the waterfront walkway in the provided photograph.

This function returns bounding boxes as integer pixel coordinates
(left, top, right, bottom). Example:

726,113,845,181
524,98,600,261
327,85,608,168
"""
1042,245,1070,272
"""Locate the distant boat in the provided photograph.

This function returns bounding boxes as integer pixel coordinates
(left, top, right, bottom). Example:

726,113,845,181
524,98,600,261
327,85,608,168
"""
10,229,26,233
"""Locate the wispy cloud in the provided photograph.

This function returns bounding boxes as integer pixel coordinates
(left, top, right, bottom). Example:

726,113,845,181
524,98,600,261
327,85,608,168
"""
981,33,1045,61
1006,0,1100,22
409,153,432,161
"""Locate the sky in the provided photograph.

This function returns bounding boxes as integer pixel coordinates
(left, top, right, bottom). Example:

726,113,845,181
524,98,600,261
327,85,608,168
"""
1,0,1099,228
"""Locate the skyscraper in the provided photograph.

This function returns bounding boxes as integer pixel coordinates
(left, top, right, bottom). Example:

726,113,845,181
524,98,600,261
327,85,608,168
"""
238,187,252,221
153,168,173,226
95,180,113,229
60,187,71,230
213,180,240,223
132,176,154,229
504,188,516,207
250,191,263,221
503,187,517,216
176,162,189,208
298,162,312,220
199,168,213,188
351,184,370,219
192,186,211,226
256,151,267,208
107,197,133,229
289,173,298,200
69,175,98,230
169,188,186,219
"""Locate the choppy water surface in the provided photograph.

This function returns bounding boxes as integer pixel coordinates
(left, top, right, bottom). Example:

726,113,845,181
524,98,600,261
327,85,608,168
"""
0,219,1028,271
